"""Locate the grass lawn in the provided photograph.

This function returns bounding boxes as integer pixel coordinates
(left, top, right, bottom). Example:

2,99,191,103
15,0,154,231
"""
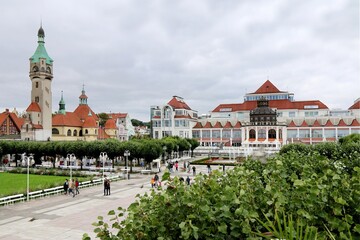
0,173,90,197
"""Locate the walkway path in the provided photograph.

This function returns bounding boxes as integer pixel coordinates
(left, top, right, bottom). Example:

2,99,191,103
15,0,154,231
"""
0,157,213,240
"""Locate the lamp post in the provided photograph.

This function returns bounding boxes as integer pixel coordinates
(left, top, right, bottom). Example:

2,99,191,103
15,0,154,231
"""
100,152,107,183
66,153,75,181
124,150,130,179
25,154,34,202
176,145,179,159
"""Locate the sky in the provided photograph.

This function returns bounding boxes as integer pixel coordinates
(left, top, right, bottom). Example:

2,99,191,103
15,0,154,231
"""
0,0,359,121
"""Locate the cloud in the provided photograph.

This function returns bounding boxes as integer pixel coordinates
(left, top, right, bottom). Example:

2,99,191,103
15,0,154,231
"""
0,0,358,121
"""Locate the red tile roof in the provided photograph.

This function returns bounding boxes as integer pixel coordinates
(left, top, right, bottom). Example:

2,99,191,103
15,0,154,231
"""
212,122,222,128
98,127,110,139
312,120,321,127
233,121,242,128
26,102,41,112
167,97,191,110
212,99,328,112
193,122,203,128
73,105,98,121
32,124,43,129
253,80,282,94
350,119,360,126
288,120,297,127
203,122,212,128
108,113,128,119
299,120,308,127
337,119,347,126
324,120,334,127
349,100,360,110
52,112,83,127
83,115,97,128
0,110,24,132
104,118,117,129
174,115,192,119
223,121,233,128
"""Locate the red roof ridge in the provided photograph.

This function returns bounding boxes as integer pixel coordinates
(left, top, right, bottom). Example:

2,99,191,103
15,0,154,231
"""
253,80,281,94
299,120,308,127
212,122,222,128
193,122,203,128
337,119,348,126
288,120,297,127
350,119,360,126
312,119,321,127
26,102,41,112
203,122,212,128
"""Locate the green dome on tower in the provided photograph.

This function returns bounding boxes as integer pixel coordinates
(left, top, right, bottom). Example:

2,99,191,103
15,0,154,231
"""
30,26,53,65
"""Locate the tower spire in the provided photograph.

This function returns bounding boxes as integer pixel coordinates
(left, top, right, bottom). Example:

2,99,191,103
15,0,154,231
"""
58,91,66,114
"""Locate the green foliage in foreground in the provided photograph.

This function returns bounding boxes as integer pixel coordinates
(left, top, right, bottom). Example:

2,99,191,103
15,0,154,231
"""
85,140,360,240
0,173,89,197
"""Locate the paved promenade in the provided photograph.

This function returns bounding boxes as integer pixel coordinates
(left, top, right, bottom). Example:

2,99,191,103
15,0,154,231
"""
0,159,210,240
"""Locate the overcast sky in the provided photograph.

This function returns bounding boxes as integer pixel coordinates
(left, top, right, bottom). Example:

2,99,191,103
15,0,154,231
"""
0,0,359,121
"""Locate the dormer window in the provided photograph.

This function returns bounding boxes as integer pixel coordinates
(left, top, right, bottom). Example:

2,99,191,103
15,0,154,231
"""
32,66,39,72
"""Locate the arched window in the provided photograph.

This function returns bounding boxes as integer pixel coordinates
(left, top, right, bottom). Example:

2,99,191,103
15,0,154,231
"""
268,129,276,139
249,129,256,139
85,129,89,134
46,67,51,73
67,129,71,136
258,129,266,139
79,130,83,136
52,128,59,134
32,66,39,72
73,130,77,136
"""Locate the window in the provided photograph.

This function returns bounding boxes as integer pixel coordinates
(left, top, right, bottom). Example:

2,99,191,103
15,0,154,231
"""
85,129,89,134
305,111,319,117
67,129,71,136
324,129,336,138
289,112,295,117
35,82,39,88
192,130,200,138
222,130,231,138
311,129,322,138
52,128,59,134
249,129,256,139
268,129,276,139
212,130,220,139
35,96,39,103
202,130,210,138
258,129,266,139
73,130,77,136
337,129,348,137
233,130,241,138
299,129,310,138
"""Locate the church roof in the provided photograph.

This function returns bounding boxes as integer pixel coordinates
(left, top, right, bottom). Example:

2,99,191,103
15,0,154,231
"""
83,115,97,128
73,105,98,121
0,109,24,131
52,112,83,127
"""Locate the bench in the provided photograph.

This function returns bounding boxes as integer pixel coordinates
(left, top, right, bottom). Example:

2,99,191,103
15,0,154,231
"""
0,194,25,206
140,169,152,175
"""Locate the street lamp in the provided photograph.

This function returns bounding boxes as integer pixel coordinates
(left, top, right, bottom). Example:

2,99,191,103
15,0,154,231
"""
25,154,34,202
124,150,130,179
100,152,107,183
176,145,179,159
188,144,192,157
66,153,75,181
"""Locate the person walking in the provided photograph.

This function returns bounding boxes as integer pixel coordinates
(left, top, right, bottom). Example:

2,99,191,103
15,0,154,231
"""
68,179,75,197
175,161,179,171
106,179,111,195
63,179,69,195
186,176,191,185
104,177,109,196
154,173,159,187
75,178,80,195
207,164,211,174
192,166,196,176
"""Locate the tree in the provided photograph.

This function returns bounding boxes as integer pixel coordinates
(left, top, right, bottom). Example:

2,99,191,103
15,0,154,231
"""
98,113,109,127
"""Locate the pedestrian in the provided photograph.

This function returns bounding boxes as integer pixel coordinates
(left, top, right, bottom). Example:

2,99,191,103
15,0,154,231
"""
150,177,155,188
104,177,109,196
68,179,75,197
187,162,191,173
207,164,211,174
154,173,159,187
75,178,80,195
175,161,179,171
63,179,69,195
192,166,196,176
186,176,191,185
106,179,111,195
